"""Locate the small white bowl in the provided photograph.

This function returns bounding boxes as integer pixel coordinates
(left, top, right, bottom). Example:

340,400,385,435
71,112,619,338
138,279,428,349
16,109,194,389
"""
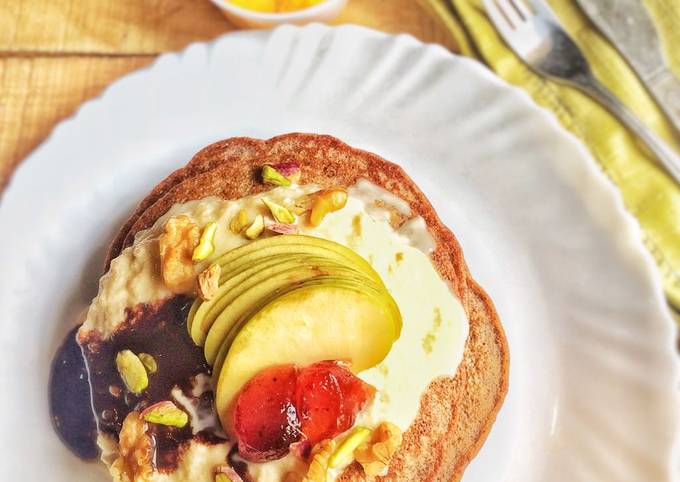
211,0,347,28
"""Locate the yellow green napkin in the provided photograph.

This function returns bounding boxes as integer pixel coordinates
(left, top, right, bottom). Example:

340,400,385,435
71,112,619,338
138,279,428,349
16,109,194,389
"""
424,0,680,316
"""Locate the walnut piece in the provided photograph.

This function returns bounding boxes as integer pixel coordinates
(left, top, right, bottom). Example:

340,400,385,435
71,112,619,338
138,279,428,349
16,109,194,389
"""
354,422,403,476
303,439,335,482
159,215,200,293
110,412,153,482
198,264,221,301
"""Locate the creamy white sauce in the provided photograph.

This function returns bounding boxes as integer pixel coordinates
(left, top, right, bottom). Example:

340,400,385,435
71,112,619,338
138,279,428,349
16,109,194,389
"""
172,374,225,437
397,216,436,254
348,179,412,216
82,180,468,482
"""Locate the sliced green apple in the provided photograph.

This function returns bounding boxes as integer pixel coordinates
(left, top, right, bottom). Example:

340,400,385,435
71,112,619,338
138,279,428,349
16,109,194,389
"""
211,235,383,287
210,276,401,379
190,256,370,345
203,266,379,365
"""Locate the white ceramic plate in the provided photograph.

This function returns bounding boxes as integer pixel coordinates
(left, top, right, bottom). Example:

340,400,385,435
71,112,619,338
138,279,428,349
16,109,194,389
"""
0,24,677,482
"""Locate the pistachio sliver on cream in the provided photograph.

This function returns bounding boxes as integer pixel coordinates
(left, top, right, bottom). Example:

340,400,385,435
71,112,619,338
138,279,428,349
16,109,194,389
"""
193,222,218,261
244,214,265,239
262,198,296,224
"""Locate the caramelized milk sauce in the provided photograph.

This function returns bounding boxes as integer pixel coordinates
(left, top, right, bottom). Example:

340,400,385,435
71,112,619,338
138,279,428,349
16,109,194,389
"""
49,296,224,471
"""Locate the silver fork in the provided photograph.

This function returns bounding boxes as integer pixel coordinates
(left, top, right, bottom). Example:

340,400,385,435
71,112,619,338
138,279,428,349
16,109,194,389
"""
483,0,680,184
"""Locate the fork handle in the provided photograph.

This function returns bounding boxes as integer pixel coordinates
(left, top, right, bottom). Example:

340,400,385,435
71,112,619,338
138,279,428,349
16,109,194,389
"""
577,74,680,184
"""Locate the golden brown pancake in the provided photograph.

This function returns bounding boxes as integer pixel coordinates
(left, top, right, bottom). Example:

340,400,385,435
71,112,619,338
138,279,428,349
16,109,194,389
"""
106,133,509,481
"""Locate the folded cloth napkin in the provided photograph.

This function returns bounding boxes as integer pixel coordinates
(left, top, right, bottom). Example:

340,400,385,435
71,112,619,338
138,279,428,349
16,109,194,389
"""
424,0,680,317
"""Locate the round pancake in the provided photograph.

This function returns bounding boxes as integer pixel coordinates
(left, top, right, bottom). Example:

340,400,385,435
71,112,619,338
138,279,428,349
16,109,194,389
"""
106,133,509,481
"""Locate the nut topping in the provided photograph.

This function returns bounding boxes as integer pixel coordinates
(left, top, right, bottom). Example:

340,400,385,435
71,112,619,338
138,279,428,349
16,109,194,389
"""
110,411,153,482
262,198,296,224
354,422,403,476
138,353,157,374
244,214,265,240
198,264,221,301
159,215,200,293
303,439,335,482
215,465,244,482
115,350,149,394
270,162,301,183
328,426,372,468
309,189,348,226
262,164,292,186
266,223,299,235
141,401,188,428
192,222,218,262
230,209,250,234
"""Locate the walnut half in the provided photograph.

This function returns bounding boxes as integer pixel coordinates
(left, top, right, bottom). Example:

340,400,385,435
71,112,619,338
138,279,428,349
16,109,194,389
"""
354,422,403,476
303,439,336,482
110,412,153,482
159,215,200,293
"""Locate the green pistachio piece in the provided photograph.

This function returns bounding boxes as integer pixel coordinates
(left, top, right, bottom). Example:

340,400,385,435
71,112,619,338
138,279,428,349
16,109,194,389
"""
262,198,295,224
141,401,188,428
329,426,372,468
215,465,243,482
115,350,149,394
138,353,157,374
192,222,218,261
261,165,292,186
244,214,265,239
230,209,250,234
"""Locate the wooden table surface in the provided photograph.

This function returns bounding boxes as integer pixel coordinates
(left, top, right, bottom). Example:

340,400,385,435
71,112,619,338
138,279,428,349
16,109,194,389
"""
0,0,459,192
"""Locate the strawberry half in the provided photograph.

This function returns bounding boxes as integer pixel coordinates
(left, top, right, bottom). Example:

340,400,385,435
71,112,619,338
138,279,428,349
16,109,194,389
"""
233,361,375,461
233,364,301,462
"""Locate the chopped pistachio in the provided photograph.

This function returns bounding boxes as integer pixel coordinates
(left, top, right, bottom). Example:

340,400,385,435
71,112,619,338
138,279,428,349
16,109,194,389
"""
229,209,250,234
138,353,157,374
271,162,301,183
215,465,244,482
292,195,313,215
244,214,265,239
262,198,295,224
328,426,372,468
115,350,149,394
262,165,292,186
141,401,188,428
192,222,218,261
266,223,299,235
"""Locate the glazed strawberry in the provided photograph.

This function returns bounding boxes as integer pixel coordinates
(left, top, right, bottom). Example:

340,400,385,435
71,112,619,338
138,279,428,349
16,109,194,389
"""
295,361,375,445
232,361,375,461
233,364,301,462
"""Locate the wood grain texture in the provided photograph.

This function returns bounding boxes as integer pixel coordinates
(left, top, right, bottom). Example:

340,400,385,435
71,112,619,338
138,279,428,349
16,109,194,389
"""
0,0,458,191
0,0,457,54
0,56,154,191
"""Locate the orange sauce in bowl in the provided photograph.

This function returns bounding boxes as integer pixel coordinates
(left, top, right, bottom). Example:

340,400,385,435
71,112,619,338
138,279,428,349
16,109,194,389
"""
228,0,325,13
